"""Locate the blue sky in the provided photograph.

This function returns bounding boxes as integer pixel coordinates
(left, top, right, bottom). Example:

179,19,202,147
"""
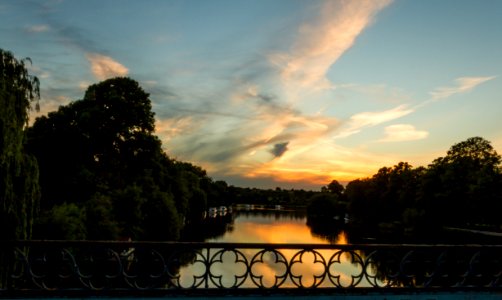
2,0,501,189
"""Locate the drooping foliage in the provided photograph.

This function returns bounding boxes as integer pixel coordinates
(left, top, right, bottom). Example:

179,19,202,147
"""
0,49,40,240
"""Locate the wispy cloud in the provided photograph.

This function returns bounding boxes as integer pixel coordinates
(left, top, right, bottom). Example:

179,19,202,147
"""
269,0,392,90
379,124,428,142
26,24,50,33
85,53,128,80
159,82,341,179
78,81,90,91
429,76,496,101
334,104,413,139
331,75,495,142
155,117,195,146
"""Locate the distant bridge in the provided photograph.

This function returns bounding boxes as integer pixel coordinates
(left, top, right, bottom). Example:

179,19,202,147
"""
0,241,501,298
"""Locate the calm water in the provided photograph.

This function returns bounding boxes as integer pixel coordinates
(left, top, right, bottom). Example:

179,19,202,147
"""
205,208,348,244
178,207,367,288
177,207,501,288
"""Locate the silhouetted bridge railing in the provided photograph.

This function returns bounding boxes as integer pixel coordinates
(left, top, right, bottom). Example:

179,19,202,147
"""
0,241,501,297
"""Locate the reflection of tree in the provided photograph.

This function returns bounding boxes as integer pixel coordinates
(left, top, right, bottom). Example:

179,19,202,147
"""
3,242,501,293
236,209,306,221
356,246,502,288
307,217,346,244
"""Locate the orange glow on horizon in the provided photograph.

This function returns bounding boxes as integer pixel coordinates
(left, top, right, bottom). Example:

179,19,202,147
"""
244,161,381,186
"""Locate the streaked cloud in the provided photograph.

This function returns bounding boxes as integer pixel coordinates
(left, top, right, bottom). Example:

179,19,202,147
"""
269,0,392,90
160,85,342,181
26,24,50,33
155,117,196,146
429,76,496,101
78,81,90,91
334,105,413,139
85,53,128,80
379,124,428,142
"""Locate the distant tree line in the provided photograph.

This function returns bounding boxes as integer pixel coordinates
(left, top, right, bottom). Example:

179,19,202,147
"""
308,137,502,239
227,186,316,207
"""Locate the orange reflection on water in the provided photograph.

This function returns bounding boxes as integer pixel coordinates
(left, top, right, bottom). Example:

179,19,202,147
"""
179,211,374,288
208,213,330,244
335,230,348,245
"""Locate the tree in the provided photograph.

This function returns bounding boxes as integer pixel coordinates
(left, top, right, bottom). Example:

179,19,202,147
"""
345,179,377,225
307,193,340,219
442,137,500,168
85,194,120,240
425,137,502,226
326,180,344,196
35,203,87,240
27,77,215,241
0,49,40,240
27,77,159,208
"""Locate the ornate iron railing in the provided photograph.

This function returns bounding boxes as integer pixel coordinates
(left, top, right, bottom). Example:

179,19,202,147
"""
0,241,501,297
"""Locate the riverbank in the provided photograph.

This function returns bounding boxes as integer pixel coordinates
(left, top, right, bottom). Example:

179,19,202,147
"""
444,227,502,237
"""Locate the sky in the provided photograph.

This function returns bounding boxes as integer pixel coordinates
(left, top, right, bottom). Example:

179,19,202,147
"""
1,0,501,190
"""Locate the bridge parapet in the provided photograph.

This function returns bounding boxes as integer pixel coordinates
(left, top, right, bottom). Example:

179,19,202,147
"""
0,241,501,297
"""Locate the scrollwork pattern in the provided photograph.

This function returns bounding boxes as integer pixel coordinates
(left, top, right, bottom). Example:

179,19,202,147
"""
0,241,500,294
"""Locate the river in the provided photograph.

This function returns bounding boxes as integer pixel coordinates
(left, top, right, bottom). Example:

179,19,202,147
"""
176,205,501,288
208,208,347,244
182,205,347,244
177,206,369,288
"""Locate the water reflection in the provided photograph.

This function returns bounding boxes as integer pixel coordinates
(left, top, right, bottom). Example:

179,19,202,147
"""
177,207,376,288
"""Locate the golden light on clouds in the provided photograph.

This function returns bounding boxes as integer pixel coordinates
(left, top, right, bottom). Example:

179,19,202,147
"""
155,117,195,143
270,0,393,90
244,142,396,185
429,76,496,101
380,124,429,142
334,105,414,139
85,53,128,80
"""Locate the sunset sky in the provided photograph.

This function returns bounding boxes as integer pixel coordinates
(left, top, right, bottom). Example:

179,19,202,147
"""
2,0,501,189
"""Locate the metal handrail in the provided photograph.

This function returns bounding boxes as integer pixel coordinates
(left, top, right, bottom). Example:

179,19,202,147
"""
1,241,501,296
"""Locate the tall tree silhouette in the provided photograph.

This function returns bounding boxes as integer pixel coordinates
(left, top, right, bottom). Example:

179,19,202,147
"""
424,137,502,226
27,77,212,240
0,49,40,240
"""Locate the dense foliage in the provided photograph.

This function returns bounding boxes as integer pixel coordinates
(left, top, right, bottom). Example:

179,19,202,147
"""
26,77,227,241
0,49,40,240
308,137,502,239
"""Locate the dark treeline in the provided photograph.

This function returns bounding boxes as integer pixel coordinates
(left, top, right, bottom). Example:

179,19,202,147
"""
228,187,316,207
25,77,236,241
307,137,502,241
